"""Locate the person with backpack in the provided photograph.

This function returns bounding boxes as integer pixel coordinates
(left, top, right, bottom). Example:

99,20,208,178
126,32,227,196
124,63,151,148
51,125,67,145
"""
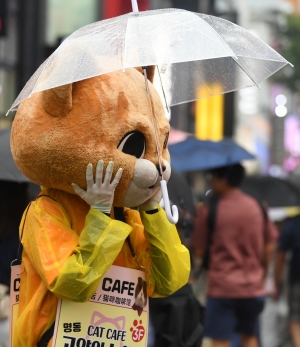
191,164,278,347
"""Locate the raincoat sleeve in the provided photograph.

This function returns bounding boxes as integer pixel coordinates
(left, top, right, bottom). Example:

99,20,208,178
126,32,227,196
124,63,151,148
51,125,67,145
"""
140,205,190,298
22,196,132,302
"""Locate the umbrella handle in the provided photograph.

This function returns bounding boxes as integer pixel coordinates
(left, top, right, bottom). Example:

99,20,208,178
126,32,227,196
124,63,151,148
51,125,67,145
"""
131,0,139,12
160,180,179,224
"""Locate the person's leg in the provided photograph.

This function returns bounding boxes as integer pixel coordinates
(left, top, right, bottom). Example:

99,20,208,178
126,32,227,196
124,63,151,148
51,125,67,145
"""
240,334,259,347
290,321,300,347
204,297,236,344
235,297,264,347
231,333,242,347
212,340,230,347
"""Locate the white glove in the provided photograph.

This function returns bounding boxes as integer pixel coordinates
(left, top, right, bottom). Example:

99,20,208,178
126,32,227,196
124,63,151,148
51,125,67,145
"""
71,160,123,214
139,187,162,212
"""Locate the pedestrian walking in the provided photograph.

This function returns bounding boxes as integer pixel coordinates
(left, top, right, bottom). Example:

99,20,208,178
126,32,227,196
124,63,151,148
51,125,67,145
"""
191,164,278,347
273,214,300,347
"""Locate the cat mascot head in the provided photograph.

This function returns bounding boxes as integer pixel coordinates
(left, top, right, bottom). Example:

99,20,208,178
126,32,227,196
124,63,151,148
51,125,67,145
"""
10,66,171,207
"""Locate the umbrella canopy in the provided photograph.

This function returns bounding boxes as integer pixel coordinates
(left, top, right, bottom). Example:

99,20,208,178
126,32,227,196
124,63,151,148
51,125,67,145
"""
0,128,29,182
168,167,196,216
169,137,255,172
241,175,300,208
8,8,290,113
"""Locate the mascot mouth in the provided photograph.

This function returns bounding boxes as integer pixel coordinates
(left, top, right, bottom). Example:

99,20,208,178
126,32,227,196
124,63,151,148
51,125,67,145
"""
122,159,171,207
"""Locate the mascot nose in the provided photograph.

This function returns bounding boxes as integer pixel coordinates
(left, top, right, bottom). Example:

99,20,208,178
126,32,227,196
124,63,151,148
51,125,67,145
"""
156,164,166,176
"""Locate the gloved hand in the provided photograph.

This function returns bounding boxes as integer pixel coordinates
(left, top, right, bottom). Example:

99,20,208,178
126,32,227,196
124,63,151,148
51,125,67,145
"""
139,187,162,212
71,160,123,214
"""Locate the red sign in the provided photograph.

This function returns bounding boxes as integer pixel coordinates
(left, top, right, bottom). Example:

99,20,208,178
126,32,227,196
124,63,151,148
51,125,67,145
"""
103,0,149,19
130,319,146,342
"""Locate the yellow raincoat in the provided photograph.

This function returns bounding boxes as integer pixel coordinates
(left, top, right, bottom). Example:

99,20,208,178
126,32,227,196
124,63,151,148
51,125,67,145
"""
14,188,190,347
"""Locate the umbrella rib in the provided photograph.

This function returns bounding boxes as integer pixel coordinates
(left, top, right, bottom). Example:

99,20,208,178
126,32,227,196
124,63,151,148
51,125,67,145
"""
156,66,169,112
225,55,288,63
27,58,53,97
192,15,237,59
231,57,261,90
68,12,134,39
201,13,291,66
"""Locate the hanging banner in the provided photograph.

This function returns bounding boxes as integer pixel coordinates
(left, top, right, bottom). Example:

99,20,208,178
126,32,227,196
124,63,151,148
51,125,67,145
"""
10,264,21,347
52,265,148,347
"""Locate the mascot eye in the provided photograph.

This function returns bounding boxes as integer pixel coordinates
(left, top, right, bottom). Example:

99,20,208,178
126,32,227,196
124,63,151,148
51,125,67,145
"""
163,132,169,149
118,131,146,158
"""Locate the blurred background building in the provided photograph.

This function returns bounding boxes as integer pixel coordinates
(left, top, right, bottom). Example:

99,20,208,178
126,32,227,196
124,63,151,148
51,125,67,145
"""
0,0,300,186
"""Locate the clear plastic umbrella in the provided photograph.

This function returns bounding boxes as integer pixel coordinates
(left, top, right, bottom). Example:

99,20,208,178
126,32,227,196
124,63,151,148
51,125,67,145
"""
7,7,291,113
7,1,291,223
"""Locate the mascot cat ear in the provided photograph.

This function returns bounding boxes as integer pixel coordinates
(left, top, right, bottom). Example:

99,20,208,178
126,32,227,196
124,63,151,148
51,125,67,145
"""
41,84,72,117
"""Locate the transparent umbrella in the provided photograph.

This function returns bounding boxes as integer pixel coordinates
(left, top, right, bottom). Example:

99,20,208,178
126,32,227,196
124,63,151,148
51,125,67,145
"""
7,7,291,113
7,1,291,223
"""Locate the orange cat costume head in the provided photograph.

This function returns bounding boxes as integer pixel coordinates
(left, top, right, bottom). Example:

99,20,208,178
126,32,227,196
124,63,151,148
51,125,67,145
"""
11,67,171,207
10,64,190,347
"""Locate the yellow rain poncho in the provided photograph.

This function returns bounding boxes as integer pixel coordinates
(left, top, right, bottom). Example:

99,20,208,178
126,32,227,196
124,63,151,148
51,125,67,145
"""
14,187,190,347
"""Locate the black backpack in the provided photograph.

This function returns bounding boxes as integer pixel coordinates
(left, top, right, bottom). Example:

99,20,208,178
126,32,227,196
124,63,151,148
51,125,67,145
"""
149,283,205,347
